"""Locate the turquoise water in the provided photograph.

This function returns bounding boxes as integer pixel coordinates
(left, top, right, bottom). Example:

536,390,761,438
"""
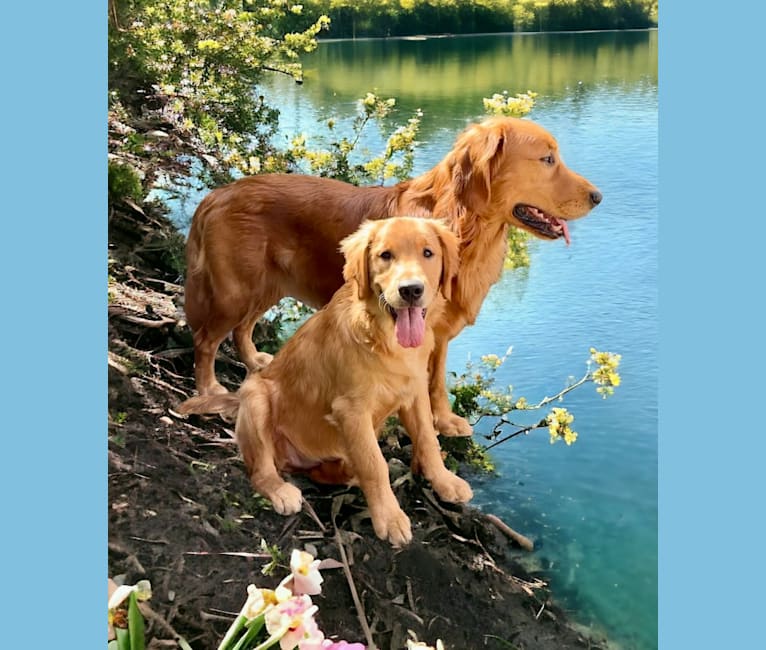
260,31,658,650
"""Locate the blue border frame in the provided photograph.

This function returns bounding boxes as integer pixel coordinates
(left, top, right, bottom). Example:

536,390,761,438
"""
659,2,765,648
1,3,106,646
3,2,764,647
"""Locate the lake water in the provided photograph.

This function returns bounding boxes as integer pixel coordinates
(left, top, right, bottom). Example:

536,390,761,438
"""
260,30,658,650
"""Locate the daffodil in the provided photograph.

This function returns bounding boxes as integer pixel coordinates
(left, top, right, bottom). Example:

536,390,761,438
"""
242,585,278,620
288,549,324,596
108,579,152,610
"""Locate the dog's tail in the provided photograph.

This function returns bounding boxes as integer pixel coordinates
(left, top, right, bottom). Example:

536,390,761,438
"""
177,393,240,421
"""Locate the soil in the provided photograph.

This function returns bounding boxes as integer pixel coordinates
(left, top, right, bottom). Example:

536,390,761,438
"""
107,200,611,650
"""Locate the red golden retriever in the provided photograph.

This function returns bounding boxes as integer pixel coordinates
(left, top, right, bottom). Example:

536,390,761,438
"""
184,116,602,436
178,217,471,546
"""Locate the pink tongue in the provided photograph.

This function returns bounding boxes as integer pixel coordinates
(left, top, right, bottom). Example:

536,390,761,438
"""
395,307,426,348
556,218,571,246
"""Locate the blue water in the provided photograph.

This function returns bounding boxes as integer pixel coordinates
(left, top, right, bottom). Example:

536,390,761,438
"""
261,32,658,650
454,87,658,650
165,31,657,650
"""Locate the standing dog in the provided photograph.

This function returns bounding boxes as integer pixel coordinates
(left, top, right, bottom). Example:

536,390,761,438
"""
178,217,471,546
184,116,602,436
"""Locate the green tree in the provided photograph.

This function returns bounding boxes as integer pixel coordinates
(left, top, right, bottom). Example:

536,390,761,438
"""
109,0,330,194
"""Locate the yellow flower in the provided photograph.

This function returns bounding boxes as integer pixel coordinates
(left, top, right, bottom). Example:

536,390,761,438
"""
197,39,221,52
547,408,577,445
480,354,502,369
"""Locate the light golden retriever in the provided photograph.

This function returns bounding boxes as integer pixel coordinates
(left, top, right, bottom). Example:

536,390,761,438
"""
178,217,472,546
184,116,602,436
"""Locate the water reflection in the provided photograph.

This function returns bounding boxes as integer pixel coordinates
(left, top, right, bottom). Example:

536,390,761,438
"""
291,30,657,127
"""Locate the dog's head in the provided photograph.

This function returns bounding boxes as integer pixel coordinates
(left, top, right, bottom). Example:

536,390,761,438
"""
449,116,602,244
340,217,459,348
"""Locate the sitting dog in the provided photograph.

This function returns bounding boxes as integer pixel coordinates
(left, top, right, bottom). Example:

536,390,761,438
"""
178,217,473,546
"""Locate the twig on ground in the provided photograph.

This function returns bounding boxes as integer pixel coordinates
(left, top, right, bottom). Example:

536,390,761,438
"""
200,610,237,622
138,601,188,644
486,513,534,551
130,535,169,545
183,551,272,559
138,374,191,399
302,499,327,533
405,577,416,613
109,307,178,329
108,541,147,575
153,347,193,359
333,521,377,650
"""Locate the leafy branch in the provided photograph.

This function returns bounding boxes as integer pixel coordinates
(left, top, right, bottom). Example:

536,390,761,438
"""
448,348,622,453
286,92,422,185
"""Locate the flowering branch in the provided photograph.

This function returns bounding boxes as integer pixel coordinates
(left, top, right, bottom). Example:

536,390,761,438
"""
448,348,622,452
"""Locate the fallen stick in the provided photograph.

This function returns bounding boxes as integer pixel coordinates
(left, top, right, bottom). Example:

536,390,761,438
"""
333,524,377,650
485,514,534,551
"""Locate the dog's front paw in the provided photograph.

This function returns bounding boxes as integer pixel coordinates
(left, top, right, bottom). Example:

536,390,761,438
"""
432,472,473,504
434,411,473,437
373,508,412,547
269,483,303,515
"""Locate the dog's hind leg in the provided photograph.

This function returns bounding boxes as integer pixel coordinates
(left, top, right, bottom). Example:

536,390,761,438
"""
233,309,274,372
237,379,303,515
192,325,230,396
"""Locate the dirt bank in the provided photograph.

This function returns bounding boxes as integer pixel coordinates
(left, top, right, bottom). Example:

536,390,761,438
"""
107,200,609,650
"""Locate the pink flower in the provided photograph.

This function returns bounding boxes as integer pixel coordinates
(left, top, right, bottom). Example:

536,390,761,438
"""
265,594,319,650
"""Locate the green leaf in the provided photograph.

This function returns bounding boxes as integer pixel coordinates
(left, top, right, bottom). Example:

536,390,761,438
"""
230,616,266,650
128,592,145,650
218,614,247,650
115,626,131,650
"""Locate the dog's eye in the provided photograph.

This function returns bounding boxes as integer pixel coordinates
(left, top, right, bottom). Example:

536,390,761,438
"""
379,250,393,260
423,248,433,258
541,155,555,165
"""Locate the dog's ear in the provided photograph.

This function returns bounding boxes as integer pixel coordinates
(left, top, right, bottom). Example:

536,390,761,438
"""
340,221,375,300
432,220,460,302
451,120,506,214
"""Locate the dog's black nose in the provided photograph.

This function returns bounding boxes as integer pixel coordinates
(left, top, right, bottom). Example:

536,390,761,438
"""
590,190,603,206
398,281,424,304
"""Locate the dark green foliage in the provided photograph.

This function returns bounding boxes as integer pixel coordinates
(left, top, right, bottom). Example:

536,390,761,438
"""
108,161,144,204
449,380,483,421
441,436,496,474
299,0,657,39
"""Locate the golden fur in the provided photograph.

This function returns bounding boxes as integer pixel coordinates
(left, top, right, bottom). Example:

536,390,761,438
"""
184,116,602,436
178,218,471,546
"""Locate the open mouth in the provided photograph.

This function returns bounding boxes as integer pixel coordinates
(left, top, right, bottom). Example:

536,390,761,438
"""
513,204,571,245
